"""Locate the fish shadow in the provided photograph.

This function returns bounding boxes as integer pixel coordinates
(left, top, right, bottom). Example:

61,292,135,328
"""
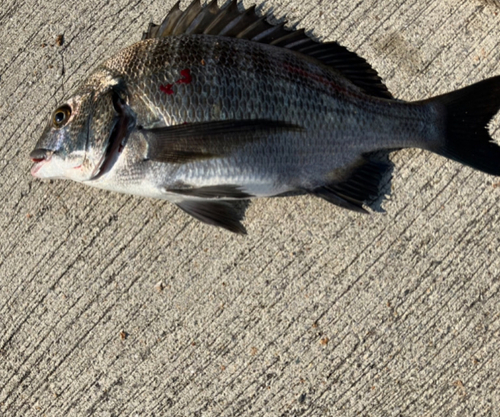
232,199,252,219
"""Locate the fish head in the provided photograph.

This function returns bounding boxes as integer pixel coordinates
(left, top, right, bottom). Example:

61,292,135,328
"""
30,73,124,182
31,95,91,181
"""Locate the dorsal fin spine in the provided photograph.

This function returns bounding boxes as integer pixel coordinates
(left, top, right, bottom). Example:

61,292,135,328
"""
142,0,393,99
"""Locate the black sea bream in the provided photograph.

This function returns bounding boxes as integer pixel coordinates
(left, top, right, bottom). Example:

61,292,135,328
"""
30,0,500,233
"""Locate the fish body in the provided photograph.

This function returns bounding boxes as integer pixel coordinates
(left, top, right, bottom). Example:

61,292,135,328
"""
30,0,500,233
84,36,431,196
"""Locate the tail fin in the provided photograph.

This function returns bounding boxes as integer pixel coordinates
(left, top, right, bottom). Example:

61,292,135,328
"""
428,75,500,176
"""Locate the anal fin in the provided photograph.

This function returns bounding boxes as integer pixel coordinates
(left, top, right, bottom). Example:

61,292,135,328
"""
313,157,391,213
176,199,247,234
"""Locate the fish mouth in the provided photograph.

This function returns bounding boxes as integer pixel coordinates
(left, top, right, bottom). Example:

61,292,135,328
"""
31,160,46,177
30,149,52,177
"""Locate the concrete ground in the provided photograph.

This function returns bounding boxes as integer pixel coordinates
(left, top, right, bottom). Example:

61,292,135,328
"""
1,0,500,415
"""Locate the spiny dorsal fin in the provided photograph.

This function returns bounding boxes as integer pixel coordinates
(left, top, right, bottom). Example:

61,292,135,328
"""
142,0,393,99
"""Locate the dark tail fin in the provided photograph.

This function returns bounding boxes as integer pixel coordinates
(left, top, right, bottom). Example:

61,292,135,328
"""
428,75,500,176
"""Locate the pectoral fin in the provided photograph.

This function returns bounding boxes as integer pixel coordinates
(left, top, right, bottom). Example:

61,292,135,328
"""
176,199,247,234
167,184,253,199
141,119,303,164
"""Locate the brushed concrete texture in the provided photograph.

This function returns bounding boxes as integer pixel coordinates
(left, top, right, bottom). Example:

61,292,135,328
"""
1,0,500,416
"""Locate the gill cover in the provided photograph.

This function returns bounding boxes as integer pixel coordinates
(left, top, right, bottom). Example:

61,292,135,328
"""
84,86,127,179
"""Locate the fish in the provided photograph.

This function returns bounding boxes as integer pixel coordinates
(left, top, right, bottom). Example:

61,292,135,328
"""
30,0,500,234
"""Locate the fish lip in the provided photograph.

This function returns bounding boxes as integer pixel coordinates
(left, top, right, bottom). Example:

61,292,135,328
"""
31,160,46,177
30,149,53,177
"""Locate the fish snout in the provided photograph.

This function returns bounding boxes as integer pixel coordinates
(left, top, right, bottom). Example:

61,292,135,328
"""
30,148,52,163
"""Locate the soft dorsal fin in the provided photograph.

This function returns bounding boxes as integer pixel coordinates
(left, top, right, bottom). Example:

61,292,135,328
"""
142,0,393,99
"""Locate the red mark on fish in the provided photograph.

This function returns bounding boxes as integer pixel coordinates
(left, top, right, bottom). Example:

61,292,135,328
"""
160,83,174,95
177,69,192,85
160,69,192,95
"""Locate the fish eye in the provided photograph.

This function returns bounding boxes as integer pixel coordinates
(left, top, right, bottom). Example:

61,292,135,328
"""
52,105,72,128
